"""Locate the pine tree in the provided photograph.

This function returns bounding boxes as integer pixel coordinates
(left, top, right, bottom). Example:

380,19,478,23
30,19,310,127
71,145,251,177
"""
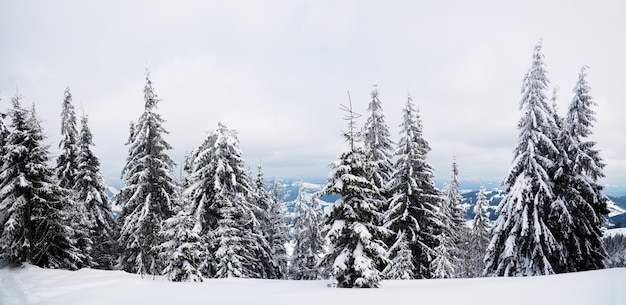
56,87,80,190
187,123,278,279
549,66,608,272
384,95,441,279
118,72,178,275
320,98,388,288
466,185,491,277
290,186,325,280
74,114,118,269
484,41,560,276
362,85,394,207
0,97,83,269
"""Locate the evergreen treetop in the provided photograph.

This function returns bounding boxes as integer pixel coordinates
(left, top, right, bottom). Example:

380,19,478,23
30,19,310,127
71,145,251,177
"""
362,84,394,195
56,87,80,190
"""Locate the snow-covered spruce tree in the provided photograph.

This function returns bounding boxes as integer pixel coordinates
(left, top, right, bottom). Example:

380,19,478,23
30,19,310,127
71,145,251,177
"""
384,95,441,279
603,234,626,268
155,201,208,282
266,179,289,278
548,66,608,273
362,85,394,209
0,96,34,265
0,97,83,269
290,186,325,280
0,97,8,229
28,104,87,269
484,41,560,277
320,98,388,288
118,72,178,275
440,157,468,277
55,88,94,268
0,97,8,171
383,231,415,280
252,163,288,278
431,232,455,278
56,87,80,190
155,150,207,282
74,114,119,269
186,123,279,279
466,185,491,278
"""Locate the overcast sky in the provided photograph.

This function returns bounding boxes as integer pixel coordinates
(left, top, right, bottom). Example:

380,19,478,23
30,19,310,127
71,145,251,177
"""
1,0,625,191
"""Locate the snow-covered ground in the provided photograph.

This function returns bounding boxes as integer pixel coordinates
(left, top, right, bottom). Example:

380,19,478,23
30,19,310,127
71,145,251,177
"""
1,264,624,305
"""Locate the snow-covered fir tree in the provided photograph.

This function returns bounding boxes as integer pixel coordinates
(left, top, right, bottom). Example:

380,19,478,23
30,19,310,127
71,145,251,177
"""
56,87,80,190
290,186,325,280
548,66,608,273
484,41,560,276
74,114,118,269
0,97,83,269
117,72,178,275
465,185,491,278
320,99,388,288
362,85,394,209
440,157,467,277
186,123,279,279
384,95,441,279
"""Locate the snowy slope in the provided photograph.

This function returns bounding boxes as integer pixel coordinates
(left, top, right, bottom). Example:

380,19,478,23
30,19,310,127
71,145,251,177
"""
605,227,626,237
1,264,624,305
607,198,626,217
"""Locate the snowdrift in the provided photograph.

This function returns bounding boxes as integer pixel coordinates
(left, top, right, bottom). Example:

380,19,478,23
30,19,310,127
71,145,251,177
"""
1,265,624,305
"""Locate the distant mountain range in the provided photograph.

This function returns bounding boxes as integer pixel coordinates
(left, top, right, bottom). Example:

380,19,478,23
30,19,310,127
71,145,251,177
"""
106,178,626,228
275,179,626,228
